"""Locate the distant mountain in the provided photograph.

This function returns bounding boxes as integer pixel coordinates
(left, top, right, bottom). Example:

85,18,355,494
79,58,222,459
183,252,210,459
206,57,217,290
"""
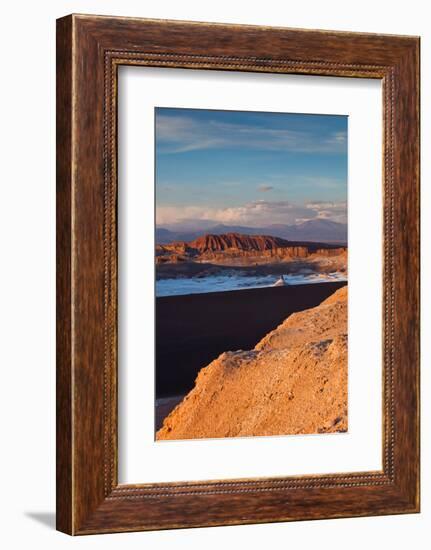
207,224,264,235
156,219,347,244
155,227,204,244
155,228,175,241
268,219,347,243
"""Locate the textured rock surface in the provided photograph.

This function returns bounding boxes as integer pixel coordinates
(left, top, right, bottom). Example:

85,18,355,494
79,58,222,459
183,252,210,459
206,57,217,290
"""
157,286,348,440
155,232,346,265
189,233,292,252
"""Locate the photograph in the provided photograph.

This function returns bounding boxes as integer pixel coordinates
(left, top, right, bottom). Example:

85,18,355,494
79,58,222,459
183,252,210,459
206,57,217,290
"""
155,107,348,440
0,1,423,543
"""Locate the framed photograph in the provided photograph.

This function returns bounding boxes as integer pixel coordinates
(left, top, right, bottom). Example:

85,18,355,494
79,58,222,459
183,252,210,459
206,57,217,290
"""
56,14,420,534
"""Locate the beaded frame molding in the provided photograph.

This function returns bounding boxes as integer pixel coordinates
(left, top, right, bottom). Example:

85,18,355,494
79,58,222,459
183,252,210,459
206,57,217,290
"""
56,15,420,535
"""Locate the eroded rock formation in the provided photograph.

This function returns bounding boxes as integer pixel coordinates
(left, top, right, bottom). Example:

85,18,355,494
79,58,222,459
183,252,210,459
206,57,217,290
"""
155,232,346,266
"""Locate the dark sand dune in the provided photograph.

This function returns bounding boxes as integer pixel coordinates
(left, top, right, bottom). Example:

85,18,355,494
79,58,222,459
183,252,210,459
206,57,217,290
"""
157,286,348,440
156,281,346,399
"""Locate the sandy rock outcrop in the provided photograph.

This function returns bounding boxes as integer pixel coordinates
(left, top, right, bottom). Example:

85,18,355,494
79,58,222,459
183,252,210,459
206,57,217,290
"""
157,286,348,440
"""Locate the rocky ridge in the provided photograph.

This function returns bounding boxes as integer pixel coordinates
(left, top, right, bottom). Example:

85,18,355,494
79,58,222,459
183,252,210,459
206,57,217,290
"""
156,232,346,265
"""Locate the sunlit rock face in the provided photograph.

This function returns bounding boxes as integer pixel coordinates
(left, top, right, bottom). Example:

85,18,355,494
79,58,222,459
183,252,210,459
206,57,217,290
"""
157,286,348,441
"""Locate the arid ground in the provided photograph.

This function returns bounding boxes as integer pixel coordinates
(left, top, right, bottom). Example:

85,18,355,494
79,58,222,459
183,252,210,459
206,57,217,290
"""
156,285,348,440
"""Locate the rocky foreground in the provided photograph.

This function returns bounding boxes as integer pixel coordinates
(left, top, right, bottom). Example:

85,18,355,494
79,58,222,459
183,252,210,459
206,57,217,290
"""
156,286,348,440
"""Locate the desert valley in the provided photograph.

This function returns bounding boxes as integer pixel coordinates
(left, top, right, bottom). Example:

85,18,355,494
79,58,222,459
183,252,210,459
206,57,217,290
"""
156,226,347,297
154,107,348,440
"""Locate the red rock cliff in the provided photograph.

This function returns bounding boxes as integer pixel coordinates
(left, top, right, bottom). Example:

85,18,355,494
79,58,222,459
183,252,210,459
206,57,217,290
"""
156,232,347,264
189,233,292,253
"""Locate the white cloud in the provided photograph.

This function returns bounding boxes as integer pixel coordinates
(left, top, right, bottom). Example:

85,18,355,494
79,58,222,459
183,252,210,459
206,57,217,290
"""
156,114,347,155
258,185,274,192
305,200,347,223
156,199,347,227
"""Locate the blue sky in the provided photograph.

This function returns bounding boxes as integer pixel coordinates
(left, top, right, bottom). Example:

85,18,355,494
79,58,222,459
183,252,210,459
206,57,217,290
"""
155,107,347,228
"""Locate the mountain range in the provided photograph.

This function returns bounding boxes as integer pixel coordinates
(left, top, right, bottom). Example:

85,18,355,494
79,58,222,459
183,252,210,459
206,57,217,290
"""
156,219,347,245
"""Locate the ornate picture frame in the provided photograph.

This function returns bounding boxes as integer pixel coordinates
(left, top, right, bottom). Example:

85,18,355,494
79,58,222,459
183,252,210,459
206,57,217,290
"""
56,14,420,534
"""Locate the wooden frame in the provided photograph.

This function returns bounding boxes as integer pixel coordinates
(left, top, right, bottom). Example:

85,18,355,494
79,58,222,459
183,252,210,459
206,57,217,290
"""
56,14,420,535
